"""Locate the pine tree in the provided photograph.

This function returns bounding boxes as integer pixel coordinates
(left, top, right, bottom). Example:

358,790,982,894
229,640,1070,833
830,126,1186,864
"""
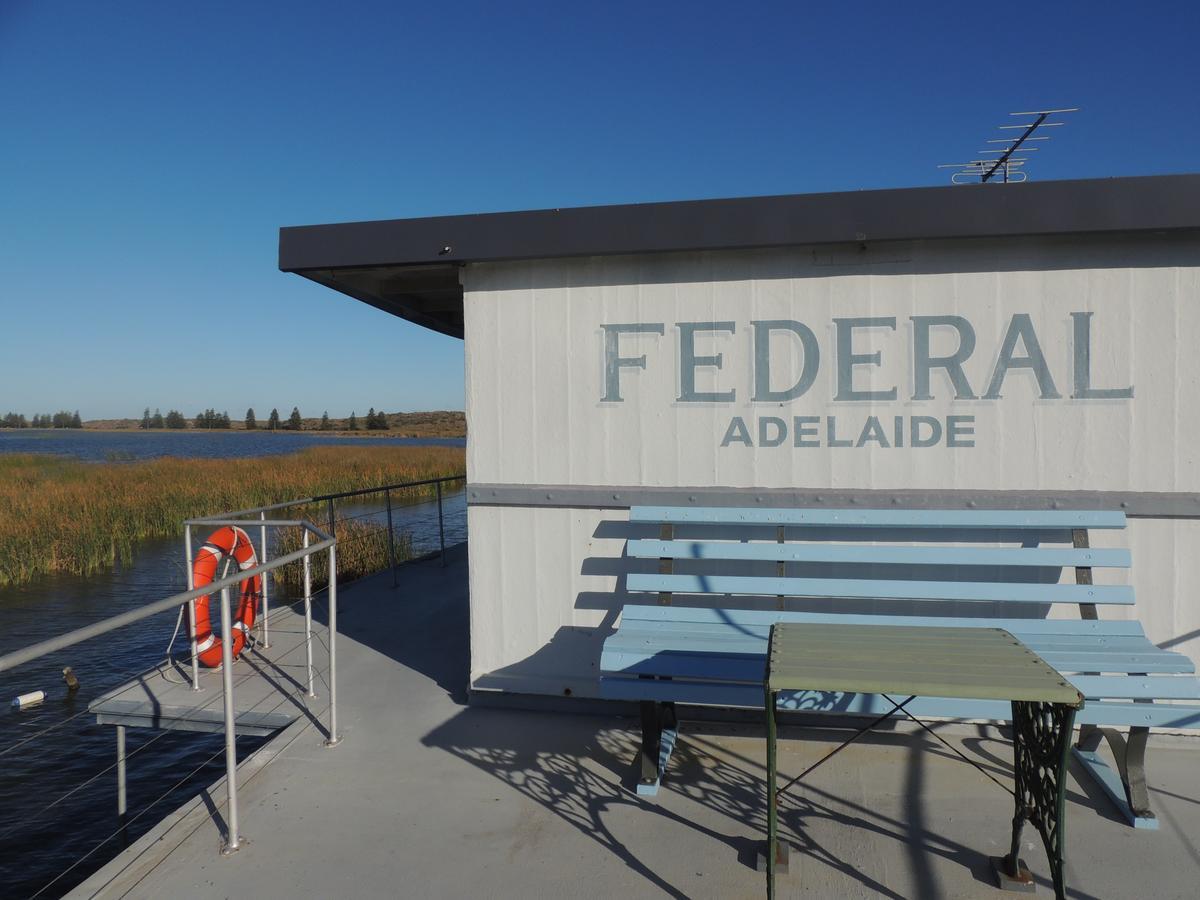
141,408,152,430
320,411,331,431
220,411,231,429
268,408,281,430
165,410,187,429
288,407,303,431
245,408,257,430
348,411,358,431
71,411,82,429
151,408,164,429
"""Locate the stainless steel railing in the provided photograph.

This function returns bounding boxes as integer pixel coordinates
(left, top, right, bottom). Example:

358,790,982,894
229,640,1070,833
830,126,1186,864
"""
0,471,466,876
0,519,336,856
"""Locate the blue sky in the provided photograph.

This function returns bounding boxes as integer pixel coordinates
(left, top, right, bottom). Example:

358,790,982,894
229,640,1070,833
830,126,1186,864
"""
1,1,1196,419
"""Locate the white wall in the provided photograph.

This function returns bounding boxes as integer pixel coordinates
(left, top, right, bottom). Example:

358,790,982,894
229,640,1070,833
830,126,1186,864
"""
463,234,1200,697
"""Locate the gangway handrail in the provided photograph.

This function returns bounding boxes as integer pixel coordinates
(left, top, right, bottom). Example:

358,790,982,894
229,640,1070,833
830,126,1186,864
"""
0,518,337,857
0,522,331,673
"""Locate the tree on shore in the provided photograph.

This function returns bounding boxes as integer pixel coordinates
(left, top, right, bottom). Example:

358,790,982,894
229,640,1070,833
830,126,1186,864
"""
320,411,331,431
1,412,30,428
364,408,389,431
141,408,152,430
164,410,187,429
288,407,303,431
151,408,164,429
71,411,82,428
348,411,358,431
245,408,257,430
195,409,232,429
268,408,280,430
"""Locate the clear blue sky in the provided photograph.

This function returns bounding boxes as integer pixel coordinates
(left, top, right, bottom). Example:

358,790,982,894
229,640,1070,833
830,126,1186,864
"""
1,1,1196,419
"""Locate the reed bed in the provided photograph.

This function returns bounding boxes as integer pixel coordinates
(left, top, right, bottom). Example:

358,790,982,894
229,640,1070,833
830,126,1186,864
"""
0,446,464,587
272,517,414,595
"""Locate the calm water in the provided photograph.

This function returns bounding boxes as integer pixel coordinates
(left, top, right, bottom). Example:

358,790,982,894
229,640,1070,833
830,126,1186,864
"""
0,429,464,461
0,430,468,897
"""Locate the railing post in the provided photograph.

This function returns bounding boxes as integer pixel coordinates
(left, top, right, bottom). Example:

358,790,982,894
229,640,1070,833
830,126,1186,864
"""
184,525,200,691
116,724,127,839
324,541,340,746
385,488,397,588
436,480,446,567
219,584,240,853
302,528,315,698
259,511,270,649
327,498,336,539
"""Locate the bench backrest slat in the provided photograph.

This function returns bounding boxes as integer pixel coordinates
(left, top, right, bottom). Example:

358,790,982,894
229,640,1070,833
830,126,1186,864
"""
627,540,1130,569
628,573,1133,605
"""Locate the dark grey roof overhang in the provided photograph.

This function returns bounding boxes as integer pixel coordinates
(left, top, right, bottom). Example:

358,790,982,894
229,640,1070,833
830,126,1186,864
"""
280,173,1200,339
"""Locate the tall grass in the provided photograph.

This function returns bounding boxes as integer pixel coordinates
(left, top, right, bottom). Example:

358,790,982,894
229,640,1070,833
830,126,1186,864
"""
272,516,414,595
0,446,464,587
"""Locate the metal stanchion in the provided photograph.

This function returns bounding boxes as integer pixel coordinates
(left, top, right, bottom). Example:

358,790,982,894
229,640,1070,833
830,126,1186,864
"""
116,725,127,840
324,542,340,747
303,529,315,697
385,489,397,588
184,525,200,691
259,511,270,649
219,585,240,853
436,480,446,567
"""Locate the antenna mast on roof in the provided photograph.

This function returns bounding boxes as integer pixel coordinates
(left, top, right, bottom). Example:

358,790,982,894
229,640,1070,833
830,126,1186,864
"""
939,108,1078,184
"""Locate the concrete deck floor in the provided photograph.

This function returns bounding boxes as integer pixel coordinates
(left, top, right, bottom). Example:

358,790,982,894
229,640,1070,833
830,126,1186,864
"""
71,544,1200,899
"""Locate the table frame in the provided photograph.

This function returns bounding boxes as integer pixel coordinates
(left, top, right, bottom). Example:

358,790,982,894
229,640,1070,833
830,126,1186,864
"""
764,633,1079,899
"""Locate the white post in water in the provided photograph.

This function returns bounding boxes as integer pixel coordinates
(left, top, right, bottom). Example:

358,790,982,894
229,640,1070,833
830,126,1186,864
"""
184,525,200,691
219,585,240,852
259,511,270,649
324,542,340,746
116,725,127,827
302,528,315,697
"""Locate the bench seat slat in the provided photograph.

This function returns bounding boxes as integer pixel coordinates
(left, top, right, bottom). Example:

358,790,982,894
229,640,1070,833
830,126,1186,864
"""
602,630,1164,661
599,678,1200,728
1067,676,1200,700
607,623,1156,653
602,648,1193,680
616,606,1148,636
628,573,1134,605
630,507,1128,529
628,540,1131,569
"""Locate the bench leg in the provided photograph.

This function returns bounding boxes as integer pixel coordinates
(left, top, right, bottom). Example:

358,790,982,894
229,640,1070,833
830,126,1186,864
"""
1073,724,1158,829
637,701,678,797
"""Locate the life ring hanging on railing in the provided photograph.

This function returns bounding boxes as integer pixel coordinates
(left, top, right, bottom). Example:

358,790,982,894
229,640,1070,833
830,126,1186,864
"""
191,525,261,668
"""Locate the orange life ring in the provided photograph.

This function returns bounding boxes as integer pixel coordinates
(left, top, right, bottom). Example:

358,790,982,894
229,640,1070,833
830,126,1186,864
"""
191,525,261,668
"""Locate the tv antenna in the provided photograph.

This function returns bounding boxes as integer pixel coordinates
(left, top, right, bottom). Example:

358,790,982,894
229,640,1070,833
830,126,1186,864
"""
939,108,1078,183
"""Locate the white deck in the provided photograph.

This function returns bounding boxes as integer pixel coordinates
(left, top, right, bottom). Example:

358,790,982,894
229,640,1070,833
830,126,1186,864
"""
70,544,1200,899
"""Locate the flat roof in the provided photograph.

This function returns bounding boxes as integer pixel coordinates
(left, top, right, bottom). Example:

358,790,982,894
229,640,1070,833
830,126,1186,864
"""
279,173,1200,338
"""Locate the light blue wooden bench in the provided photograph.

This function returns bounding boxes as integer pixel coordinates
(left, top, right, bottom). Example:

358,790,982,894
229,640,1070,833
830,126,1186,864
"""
599,506,1200,828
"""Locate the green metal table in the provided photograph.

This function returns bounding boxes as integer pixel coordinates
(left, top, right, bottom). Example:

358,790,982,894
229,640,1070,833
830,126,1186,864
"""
764,623,1084,900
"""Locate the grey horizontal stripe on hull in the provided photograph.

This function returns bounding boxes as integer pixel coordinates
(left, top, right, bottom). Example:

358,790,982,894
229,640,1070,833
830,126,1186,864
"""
466,484,1200,519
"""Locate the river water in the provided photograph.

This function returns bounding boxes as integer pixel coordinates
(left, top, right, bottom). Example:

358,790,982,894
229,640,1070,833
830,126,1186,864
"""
0,431,467,897
0,429,464,460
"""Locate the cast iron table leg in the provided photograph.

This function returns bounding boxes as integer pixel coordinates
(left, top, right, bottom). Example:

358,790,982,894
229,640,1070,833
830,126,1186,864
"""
1005,701,1077,900
766,686,778,900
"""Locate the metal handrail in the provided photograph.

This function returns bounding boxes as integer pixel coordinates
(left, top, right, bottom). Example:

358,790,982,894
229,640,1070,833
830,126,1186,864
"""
0,519,336,856
194,473,466,521
0,523,330,674
0,471,467,869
